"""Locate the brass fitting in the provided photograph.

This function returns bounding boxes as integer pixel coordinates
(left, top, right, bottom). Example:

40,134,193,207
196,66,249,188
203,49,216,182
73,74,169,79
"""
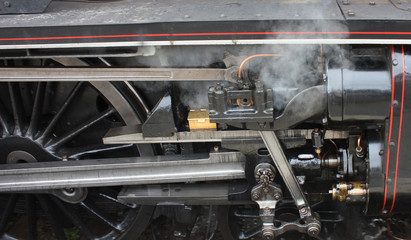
187,109,217,132
331,181,368,202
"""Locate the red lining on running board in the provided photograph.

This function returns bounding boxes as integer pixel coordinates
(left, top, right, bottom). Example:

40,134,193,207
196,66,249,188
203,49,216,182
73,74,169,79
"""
2,31,411,41
382,45,396,212
389,45,406,214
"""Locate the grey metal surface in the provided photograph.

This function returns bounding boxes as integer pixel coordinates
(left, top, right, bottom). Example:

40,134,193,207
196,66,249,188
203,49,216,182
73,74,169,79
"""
0,0,343,28
0,67,226,82
259,131,311,217
0,0,51,14
337,0,411,20
0,46,155,59
103,126,348,144
4,39,411,50
118,183,240,205
0,152,246,192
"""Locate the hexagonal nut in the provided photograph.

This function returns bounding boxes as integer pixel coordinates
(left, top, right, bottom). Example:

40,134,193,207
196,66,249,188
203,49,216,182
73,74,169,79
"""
252,192,260,201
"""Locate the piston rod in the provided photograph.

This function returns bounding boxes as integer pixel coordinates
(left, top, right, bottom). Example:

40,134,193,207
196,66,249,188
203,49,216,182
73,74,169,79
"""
0,152,246,192
0,67,229,82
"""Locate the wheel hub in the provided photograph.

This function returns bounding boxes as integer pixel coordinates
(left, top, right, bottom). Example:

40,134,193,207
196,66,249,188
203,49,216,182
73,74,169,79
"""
0,136,59,164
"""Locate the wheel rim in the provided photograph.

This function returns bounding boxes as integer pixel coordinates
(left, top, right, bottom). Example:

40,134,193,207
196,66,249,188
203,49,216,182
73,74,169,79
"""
0,79,154,239
218,205,262,240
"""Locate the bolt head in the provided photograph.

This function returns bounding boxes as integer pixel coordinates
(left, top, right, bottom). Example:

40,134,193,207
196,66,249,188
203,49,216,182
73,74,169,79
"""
262,229,275,240
252,193,259,200
393,59,399,66
3,1,10,7
392,100,399,107
308,227,320,236
307,222,321,236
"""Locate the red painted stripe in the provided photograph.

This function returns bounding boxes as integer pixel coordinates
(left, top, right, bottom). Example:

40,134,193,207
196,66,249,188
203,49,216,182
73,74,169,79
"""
389,45,406,213
2,31,411,41
382,45,396,212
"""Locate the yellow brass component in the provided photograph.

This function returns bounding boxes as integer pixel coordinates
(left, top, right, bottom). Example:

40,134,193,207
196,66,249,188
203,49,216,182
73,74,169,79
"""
348,182,367,196
332,182,348,201
331,181,368,202
187,109,217,132
236,98,253,107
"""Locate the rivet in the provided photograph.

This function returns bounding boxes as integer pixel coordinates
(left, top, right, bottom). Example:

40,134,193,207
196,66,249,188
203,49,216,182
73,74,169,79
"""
393,59,399,66
392,100,399,107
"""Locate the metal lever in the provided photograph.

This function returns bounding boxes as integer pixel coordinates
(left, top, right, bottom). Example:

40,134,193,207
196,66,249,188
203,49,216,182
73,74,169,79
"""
251,163,283,240
259,131,321,237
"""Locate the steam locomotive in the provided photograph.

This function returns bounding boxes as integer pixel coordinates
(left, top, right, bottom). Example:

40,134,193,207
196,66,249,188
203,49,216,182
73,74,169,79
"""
0,0,411,239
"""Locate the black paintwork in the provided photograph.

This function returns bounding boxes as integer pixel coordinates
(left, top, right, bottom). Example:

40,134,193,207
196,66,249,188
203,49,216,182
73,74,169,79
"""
327,47,392,123
1,20,411,47
142,93,176,137
381,45,411,214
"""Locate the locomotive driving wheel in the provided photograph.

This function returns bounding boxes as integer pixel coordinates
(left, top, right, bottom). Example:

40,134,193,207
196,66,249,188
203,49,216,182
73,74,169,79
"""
0,60,154,239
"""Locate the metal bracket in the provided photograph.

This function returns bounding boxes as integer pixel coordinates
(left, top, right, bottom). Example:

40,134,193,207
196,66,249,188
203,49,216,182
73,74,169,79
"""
259,131,321,237
142,93,176,137
251,163,283,240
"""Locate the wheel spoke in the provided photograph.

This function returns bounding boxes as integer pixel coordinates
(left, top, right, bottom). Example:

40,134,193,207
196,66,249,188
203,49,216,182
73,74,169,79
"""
81,200,122,232
0,101,12,137
40,82,84,143
240,226,261,239
58,144,133,159
98,188,137,209
46,108,115,150
25,194,38,240
27,82,47,139
51,197,97,240
8,83,25,135
0,194,18,235
36,195,67,240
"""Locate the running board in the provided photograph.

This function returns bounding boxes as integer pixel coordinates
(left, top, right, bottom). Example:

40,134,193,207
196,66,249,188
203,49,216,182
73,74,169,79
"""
0,152,245,192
